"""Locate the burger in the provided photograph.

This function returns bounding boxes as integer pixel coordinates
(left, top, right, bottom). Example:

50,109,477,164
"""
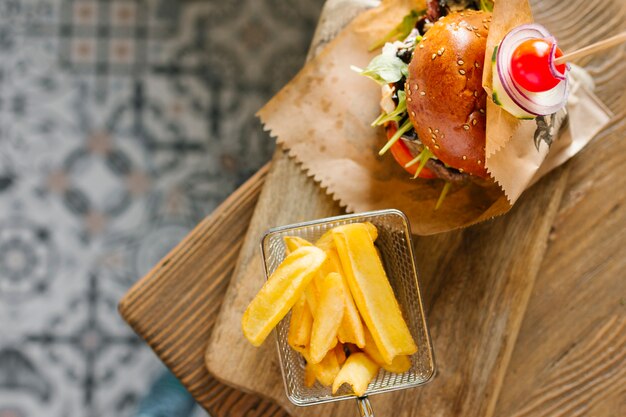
355,1,494,204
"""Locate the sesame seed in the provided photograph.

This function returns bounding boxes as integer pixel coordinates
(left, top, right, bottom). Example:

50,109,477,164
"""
462,155,467,160
457,60,464,65
472,119,478,125
419,43,424,49
437,50,443,56
422,36,427,41
431,133,436,139
475,62,480,68
479,108,485,114
428,127,432,133
460,12,464,16
459,168,464,173
474,90,478,97
435,129,439,133
414,84,419,91
477,160,482,164
484,23,489,29
420,91,426,96
408,97,412,102
462,124,470,130
432,53,437,60
475,32,481,38
435,144,440,149
459,69,466,75
411,111,416,117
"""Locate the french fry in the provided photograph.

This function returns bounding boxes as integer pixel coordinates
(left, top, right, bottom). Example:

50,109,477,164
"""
333,224,417,364
335,343,347,366
242,246,326,346
315,229,336,252
309,348,341,386
284,236,320,317
384,354,412,374
362,326,412,373
304,284,319,318
309,272,345,363
304,363,317,387
283,233,364,349
313,231,366,348
331,352,379,396
283,236,313,253
287,295,313,352
325,248,366,348
247,223,413,391
315,222,378,252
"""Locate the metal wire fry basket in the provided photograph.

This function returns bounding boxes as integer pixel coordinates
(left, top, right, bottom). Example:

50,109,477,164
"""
260,209,436,415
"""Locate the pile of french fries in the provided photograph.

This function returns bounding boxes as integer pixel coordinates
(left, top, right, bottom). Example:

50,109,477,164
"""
242,222,417,396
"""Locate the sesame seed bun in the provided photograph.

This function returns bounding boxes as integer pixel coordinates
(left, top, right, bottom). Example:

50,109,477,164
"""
406,10,491,178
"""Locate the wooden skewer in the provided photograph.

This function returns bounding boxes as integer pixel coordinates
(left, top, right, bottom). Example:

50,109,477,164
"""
554,31,626,65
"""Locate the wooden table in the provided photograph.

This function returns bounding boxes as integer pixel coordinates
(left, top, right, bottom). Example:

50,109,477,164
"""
119,0,626,416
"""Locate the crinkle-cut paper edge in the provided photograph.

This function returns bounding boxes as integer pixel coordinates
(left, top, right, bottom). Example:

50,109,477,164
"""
260,116,516,232
486,163,514,204
483,95,521,160
259,121,356,214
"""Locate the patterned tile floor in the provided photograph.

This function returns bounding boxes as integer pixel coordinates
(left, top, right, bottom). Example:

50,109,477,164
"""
0,1,324,416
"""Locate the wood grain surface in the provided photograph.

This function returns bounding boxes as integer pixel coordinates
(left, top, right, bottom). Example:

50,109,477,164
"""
118,0,625,416
493,113,626,417
204,149,568,417
493,0,626,414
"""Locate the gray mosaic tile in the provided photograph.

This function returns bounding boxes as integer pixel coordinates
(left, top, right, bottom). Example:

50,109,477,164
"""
0,0,325,415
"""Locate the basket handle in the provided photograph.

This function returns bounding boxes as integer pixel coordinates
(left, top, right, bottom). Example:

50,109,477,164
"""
356,396,374,417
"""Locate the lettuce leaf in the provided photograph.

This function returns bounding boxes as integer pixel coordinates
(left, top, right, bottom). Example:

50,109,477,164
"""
352,54,408,85
369,9,425,51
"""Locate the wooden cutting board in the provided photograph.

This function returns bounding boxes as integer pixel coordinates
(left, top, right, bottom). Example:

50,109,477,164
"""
204,143,568,417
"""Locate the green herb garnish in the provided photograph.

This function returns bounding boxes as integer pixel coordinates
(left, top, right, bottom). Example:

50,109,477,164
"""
351,53,409,85
435,182,452,210
369,9,425,51
379,118,413,155
479,0,494,12
371,90,407,126
404,151,423,168
412,147,434,179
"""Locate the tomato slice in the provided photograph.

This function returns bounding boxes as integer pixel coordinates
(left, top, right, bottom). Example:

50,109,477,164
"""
386,123,436,179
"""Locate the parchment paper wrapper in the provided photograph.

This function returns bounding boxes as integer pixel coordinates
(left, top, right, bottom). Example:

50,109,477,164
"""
482,0,612,202
258,0,611,235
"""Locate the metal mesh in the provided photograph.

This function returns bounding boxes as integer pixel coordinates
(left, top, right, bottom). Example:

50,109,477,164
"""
261,209,435,406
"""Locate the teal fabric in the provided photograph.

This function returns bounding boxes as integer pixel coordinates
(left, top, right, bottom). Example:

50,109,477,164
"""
134,371,196,417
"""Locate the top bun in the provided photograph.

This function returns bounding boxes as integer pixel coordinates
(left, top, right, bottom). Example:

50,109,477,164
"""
406,10,491,178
